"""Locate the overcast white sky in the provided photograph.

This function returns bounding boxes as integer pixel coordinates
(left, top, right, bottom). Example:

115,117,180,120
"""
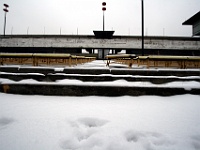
0,0,199,36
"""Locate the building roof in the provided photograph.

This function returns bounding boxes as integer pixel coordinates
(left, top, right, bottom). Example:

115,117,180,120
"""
182,11,200,25
93,31,115,39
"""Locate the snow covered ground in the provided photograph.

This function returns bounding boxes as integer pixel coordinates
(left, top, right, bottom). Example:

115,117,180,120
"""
1,60,200,150
0,93,200,150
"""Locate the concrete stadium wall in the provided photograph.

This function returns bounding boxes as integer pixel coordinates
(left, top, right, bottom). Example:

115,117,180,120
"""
0,35,200,50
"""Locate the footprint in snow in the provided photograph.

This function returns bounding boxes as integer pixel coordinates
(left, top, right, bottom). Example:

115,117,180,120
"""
0,117,14,126
60,118,108,150
77,117,109,128
125,130,176,149
191,135,200,150
0,117,15,130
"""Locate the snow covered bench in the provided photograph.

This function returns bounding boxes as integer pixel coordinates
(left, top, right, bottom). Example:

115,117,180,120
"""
106,54,138,68
106,54,200,69
0,53,96,67
142,56,200,69
0,53,34,65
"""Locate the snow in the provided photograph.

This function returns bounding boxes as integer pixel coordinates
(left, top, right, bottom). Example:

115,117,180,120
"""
0,93,200,150
54,68,65,72
1,78,200,91
2,71,200,80
0,72,45,76
1,60,200,150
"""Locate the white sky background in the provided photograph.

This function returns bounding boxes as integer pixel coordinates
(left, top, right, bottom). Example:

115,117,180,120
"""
0,0,199,36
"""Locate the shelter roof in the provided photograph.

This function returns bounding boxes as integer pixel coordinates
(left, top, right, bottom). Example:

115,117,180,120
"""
182,11,200,25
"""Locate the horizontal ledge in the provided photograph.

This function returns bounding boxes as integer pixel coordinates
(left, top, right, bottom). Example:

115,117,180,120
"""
1,84,200,96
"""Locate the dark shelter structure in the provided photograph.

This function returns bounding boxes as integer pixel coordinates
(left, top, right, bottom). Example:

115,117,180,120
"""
183,11,200,36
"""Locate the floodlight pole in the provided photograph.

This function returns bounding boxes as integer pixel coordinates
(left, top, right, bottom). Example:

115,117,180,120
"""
103,11,105,31
141,0,144,56
4,11,7,36
102,2,106,59
102,2,106,31
3,4,9,36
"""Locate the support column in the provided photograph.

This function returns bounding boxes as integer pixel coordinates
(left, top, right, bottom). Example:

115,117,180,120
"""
141,0,144,56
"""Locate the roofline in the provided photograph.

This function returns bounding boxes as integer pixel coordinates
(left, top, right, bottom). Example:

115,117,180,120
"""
182,11,200,25
1,34,200,41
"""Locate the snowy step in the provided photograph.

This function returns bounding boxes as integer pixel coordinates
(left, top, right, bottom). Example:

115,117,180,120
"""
1,73,200,84
1,66,200,76
1,79,200,96
1,64,200,96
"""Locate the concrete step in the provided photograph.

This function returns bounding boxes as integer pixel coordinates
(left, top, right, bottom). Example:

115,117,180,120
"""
1,83,200,96
1,67,200,96
1,66,200,76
